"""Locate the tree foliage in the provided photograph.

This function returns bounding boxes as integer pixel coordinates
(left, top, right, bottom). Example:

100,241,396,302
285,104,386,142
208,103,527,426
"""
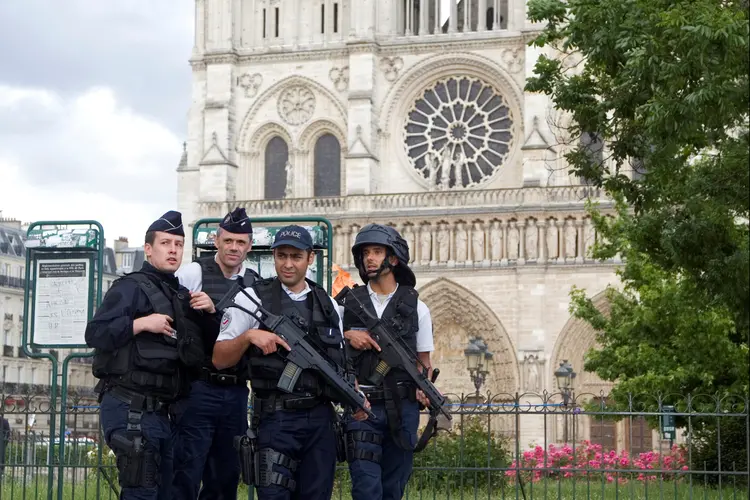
526,0,749,401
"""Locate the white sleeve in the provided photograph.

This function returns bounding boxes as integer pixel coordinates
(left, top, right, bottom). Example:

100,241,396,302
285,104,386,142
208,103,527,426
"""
216,287,261,342
329,297,345,337
176,262,203,293
415,300,434,353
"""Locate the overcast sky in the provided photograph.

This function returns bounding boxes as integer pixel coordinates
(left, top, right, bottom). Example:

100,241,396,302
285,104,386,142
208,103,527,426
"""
0,0,194,248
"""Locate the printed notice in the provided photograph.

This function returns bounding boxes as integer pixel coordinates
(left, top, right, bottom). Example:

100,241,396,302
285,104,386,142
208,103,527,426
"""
32,259,90,346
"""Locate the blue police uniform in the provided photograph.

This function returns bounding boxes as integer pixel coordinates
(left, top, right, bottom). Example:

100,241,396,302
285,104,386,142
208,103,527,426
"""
342,224,434,500
86,211,208,500
172,208,258,500
216,225,349,500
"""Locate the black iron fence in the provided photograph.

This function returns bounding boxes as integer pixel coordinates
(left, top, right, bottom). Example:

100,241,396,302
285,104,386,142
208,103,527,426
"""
1,389,748,499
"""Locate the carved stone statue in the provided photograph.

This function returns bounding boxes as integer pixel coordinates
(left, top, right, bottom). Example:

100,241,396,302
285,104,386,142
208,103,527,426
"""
524,354,541,392
425,151,439,190
507,221,519,260
525,219,538,260
546,219,559,259
564,219,577,259
453,149,466,187
583,218,595,260
440,146,453,190
284,160,294,198
420,225,432,263
490,220,502,261
403,225,416,263
472,222,485,261
437,224,450,262
454,222,468,262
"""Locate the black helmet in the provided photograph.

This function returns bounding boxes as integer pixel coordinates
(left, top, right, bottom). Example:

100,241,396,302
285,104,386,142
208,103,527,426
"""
351,224,416,286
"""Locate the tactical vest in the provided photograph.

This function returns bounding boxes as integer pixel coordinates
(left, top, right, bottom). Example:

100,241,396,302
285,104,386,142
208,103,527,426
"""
198,257,258,378
198,257,259,305
92,273,204,400
247,277,346,401
342,285,420,386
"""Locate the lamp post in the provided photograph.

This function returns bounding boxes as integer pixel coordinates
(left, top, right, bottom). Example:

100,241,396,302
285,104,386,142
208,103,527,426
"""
554,360,576,443
464,337,493,398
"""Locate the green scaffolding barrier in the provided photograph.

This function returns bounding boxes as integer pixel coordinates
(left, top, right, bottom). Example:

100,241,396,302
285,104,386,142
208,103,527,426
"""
192,216,334,294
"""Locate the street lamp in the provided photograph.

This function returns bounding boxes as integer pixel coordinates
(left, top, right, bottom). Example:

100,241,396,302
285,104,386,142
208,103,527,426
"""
464,337,493,397
554,360,577,443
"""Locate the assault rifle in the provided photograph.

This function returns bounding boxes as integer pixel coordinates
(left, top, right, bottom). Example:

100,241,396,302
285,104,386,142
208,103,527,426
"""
216,283,375,420
335,286,452,435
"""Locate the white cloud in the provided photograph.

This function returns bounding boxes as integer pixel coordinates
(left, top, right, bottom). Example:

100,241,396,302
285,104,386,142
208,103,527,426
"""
0,85,182,247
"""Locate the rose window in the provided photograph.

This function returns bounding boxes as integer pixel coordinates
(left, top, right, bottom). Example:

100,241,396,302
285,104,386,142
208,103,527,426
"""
404,76,514,189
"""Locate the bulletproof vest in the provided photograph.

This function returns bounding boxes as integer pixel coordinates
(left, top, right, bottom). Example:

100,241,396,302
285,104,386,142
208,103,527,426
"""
342,285,419,386
198,257,258,306
247,277,346,400
92,273,203,400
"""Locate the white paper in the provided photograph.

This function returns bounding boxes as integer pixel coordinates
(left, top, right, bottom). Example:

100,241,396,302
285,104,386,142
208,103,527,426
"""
32,259,90,346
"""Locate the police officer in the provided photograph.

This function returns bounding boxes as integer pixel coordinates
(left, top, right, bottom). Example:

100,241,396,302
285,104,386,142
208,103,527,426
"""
343,224,435,500
213,225,369,500
171,207,259,500
85,211,212,500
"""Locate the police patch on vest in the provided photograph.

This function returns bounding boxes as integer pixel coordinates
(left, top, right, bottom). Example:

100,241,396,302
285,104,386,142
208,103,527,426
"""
220,314,232,331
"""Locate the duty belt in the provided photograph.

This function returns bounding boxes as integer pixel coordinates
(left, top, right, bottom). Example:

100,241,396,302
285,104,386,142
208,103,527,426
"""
255,392,324,413
107,386,171,414
198,367,247,387
361,384,416,404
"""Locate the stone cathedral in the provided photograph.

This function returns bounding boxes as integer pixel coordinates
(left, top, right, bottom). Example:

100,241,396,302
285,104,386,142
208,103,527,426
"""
176,1,649,450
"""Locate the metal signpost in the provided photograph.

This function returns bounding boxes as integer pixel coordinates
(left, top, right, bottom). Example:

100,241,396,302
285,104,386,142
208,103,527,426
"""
21,220,105,500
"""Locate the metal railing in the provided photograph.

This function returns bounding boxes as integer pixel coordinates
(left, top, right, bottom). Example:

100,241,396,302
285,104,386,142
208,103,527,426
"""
1,389,747,499
0,275,25,289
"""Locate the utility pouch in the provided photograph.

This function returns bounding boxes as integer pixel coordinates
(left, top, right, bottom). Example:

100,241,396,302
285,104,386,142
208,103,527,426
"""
234,429,257,486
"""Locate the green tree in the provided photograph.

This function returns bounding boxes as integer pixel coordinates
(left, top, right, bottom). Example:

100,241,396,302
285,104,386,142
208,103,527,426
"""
525,0,749,401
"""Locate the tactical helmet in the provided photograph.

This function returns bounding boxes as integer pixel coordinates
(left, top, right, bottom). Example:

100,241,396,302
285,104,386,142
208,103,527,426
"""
351,224,416,286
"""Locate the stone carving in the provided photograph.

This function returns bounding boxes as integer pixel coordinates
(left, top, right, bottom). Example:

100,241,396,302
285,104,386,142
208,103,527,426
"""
439,146,454,190
490,221,502,261
547,220,559,259
522,352,543,392
329,66,349,92
501,48,524,74
380,56,404,82
350,224,360,252
278,85,316,126
237,72,263,98
525,219,538,260
564,219,577,259
284,160,294,198
424,150,440,190
420,225,432,263
583,218,596,260
403,225,416,263
454,222,468,262
472,222,485,261
437,224,450,262
507,221,519,260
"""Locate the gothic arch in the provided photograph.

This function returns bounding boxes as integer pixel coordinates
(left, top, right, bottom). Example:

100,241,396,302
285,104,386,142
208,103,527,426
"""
298,119,347,154
246,121,294,155
418,278,520,397
237,76,347,152
379,52,524,135
378,52,524,190
549,289,614,396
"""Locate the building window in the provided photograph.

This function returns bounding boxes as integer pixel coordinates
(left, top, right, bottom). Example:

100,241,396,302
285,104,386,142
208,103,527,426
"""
263,9,267,38
314,134,341,197
264,136,289,200
275,7,280,37
334,3,339,33
405,76,514,189
320,4,325,33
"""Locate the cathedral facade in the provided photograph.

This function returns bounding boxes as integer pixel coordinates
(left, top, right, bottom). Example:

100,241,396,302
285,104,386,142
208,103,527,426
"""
177,1,633,448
